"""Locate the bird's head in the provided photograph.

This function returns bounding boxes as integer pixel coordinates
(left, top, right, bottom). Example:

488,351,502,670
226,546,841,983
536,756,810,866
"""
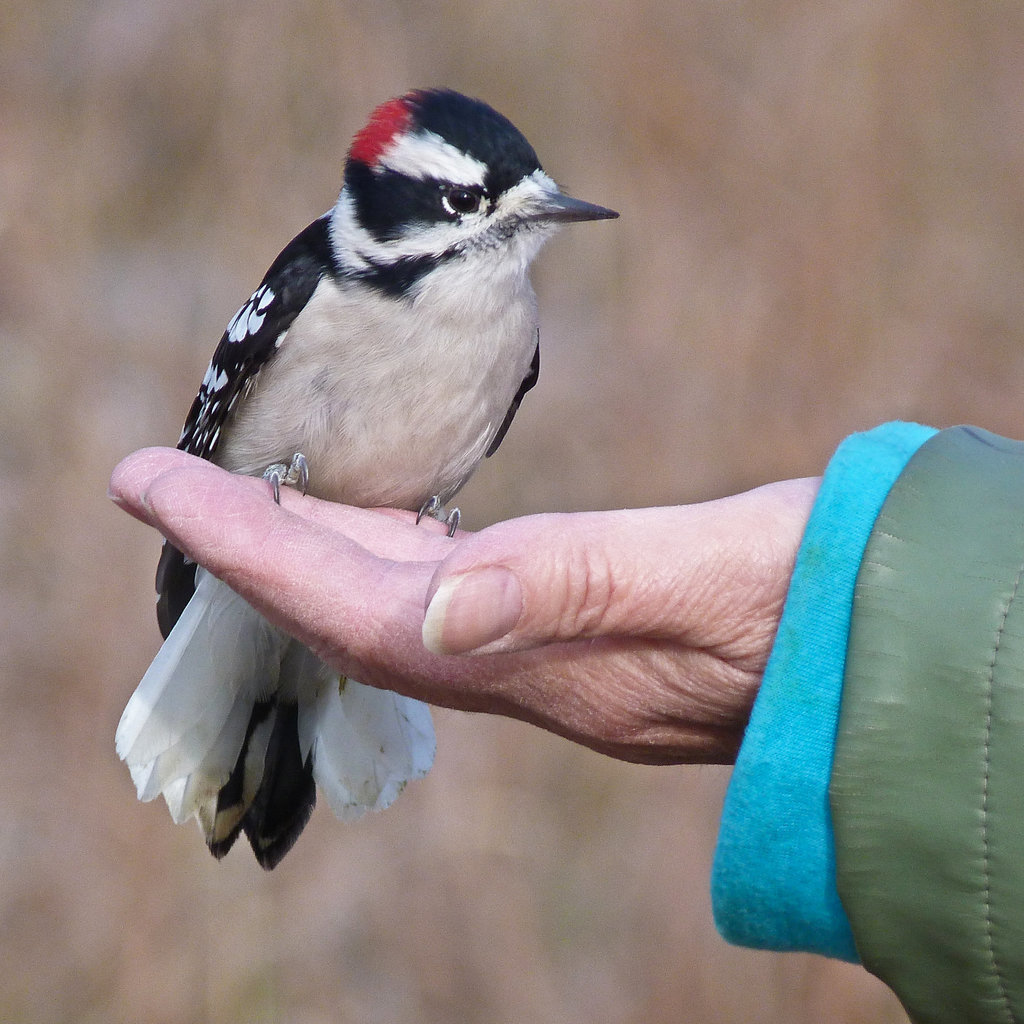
330,89,617,296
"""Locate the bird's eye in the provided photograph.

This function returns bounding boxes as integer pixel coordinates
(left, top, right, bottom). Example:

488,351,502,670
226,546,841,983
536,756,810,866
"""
441,186,484,217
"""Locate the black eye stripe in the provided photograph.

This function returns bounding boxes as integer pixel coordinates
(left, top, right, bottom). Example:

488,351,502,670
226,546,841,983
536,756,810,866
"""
346,162,499,240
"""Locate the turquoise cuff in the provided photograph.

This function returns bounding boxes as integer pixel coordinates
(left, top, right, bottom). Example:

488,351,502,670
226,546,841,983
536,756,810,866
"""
710,421,937,960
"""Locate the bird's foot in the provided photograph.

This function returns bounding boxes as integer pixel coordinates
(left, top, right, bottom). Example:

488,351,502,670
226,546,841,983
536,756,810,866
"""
263,453,309,505
416,495,461,537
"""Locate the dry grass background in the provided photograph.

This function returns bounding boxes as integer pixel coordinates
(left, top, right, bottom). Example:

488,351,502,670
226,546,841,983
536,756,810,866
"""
4,0,1024,1020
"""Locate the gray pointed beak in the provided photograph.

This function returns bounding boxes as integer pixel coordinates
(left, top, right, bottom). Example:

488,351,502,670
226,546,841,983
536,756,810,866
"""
531,192,619,224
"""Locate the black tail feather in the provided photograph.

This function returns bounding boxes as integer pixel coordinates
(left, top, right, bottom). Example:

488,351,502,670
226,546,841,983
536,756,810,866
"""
242,702,317,870
205,700,316,869
206,701,274,861
156,541,198,639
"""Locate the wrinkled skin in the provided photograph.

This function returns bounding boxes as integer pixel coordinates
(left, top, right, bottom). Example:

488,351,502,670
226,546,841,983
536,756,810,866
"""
110,447,818,765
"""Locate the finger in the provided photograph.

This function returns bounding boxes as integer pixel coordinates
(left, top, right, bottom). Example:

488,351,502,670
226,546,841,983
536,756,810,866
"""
422,481,818,656
108,446,204,522
108,448,456,562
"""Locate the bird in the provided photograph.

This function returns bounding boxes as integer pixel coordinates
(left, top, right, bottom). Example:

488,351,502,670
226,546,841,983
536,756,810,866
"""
115,87,618,869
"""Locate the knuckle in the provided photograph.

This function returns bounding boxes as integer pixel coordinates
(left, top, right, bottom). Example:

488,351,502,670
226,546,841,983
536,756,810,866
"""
555,545,619,639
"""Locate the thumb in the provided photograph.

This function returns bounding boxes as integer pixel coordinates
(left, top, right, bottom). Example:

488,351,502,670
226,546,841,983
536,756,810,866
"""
420,482,817,657
421,508,680,656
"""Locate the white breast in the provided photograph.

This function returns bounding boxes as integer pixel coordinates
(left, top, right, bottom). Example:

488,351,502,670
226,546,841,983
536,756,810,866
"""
215,261,538,510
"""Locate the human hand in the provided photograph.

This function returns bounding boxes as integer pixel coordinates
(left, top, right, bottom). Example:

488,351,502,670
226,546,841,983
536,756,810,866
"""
109,448,818,765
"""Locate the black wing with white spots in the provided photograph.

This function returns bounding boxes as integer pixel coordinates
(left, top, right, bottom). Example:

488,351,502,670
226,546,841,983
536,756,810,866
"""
157,215,337,637
486,336,539,458
179,215,336,462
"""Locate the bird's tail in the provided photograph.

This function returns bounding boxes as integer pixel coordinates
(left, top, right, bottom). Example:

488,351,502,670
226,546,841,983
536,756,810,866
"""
116,568,435,868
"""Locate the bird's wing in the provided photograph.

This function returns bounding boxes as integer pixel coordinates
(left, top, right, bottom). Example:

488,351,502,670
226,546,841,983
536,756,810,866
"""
157,215,336,636
486,334,539,458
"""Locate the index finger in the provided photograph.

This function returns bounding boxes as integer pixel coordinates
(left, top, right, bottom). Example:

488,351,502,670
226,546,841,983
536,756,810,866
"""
109,447,459,563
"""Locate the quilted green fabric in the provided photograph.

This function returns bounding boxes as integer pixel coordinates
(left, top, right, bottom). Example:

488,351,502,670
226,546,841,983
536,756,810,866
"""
832,427,1024,1023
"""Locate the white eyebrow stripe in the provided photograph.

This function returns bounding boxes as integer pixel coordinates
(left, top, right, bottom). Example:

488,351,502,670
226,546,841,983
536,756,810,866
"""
379,128,488,185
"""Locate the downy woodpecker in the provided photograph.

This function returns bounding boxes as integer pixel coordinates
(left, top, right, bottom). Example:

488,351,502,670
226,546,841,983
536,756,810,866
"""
116,88,618,868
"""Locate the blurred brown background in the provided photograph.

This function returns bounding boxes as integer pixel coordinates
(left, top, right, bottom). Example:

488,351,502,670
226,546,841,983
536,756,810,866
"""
4,0,1023,1020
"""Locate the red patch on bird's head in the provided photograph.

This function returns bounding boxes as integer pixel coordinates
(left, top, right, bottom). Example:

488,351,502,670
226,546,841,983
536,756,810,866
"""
348,94,417,167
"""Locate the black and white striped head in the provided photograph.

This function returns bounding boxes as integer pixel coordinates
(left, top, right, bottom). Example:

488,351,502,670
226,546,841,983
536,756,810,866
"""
330,89,617,296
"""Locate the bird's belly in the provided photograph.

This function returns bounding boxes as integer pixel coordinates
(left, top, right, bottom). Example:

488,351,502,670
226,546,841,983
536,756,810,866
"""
216,323,532,511
296,385,494,509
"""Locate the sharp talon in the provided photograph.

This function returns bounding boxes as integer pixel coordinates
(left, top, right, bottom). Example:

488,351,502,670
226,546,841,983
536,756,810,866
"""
293,453,309,496
263,465,285,504
445,508,461,537
416,496,460,536
416,495,441,526
263,453,309,504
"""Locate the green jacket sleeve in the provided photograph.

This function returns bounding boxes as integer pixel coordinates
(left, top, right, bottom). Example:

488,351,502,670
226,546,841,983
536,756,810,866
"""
832,426,1024,1024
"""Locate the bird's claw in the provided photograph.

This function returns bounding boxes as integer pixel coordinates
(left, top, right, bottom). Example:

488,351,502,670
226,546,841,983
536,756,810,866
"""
263,453,309,505
416,495,460,537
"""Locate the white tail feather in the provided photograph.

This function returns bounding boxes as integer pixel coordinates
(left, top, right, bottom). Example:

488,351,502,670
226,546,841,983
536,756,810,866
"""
116,569,285,772
118,567,435,844
301,677,436,822
116,570,286,819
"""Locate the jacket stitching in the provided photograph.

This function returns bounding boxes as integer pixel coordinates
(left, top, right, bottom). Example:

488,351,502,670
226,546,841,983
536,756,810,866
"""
981,557,1024,1024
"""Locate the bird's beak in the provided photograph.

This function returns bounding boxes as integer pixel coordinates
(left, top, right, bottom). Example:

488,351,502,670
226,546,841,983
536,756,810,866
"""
530,192,619,224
